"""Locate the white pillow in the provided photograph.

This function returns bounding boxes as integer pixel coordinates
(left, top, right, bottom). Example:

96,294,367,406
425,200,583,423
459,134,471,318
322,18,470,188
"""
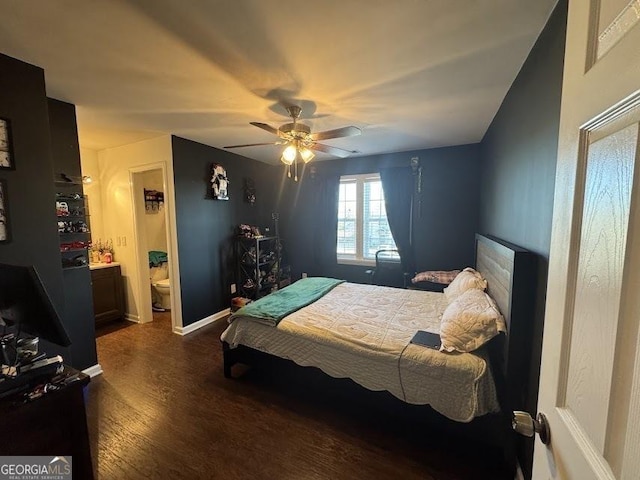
443,267,487,302
439,288,506,353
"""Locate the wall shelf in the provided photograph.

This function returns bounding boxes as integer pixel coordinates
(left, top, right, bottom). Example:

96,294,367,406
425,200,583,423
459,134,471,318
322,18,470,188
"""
235,236,280,300
56,186,91,269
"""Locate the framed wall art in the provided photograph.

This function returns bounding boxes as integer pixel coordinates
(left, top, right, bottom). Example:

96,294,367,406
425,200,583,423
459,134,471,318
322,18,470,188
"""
0,179,10,242
0,118,14,170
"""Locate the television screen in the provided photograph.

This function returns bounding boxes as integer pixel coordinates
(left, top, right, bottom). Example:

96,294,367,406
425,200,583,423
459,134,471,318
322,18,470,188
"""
0,263,71,347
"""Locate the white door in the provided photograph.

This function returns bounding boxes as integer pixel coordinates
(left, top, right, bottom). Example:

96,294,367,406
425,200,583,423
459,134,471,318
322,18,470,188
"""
534,0,640,478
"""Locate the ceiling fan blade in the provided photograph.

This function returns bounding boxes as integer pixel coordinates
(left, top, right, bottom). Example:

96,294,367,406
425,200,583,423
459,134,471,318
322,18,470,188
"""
310,126,362,141
224,142,284,149
249,122,281,136
309,143,359,158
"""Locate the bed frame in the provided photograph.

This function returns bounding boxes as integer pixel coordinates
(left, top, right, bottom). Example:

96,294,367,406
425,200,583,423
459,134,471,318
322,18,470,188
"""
474,234,537,415
221,234,537,463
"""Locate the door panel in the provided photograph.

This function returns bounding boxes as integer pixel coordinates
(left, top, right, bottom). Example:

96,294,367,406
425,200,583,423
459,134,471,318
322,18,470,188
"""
534,0,640,477
564,123,637,453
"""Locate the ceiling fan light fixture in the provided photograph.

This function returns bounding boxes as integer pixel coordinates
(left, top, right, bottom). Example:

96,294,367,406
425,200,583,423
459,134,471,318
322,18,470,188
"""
226,105,362,170
299,147,315,163
281,144,296,165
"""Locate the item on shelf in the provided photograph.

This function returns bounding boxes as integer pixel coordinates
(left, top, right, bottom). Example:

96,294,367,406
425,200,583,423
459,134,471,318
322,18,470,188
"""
144,189,164,213
90,238,114,263
237,223,263,238
61,254,88,268
55,190,90,269
59,241,90,252
55,192,82,201
57,221,90,234
241,248,257,265
56,201,69,216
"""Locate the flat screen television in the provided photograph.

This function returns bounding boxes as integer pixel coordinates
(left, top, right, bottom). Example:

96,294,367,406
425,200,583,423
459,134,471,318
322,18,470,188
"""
0,263,71,347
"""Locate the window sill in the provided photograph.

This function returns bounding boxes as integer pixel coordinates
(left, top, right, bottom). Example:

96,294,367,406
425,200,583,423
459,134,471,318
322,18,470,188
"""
337,257,375,267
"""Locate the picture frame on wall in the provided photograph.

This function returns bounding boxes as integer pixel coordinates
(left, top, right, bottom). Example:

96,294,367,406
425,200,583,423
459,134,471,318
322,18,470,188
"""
0,179,9,243
0,118,14,170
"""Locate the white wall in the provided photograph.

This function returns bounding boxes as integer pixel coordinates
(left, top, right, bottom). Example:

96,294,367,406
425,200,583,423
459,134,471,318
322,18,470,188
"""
79,147,105,243
97,135,177,323
140,169,167,253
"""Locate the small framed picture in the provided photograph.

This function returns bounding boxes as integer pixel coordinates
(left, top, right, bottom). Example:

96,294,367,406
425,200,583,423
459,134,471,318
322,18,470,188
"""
0,118,14,170
0,179,9,243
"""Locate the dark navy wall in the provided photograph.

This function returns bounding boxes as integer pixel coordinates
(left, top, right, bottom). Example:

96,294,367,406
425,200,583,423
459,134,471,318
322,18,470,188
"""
280,144,482,283
48,98,98,370
171,136,279,326
478,1,567,477
0,54,71,363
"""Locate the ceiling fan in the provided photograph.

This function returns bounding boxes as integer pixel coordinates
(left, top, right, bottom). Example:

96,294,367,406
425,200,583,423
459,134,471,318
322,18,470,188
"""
224,105,361,180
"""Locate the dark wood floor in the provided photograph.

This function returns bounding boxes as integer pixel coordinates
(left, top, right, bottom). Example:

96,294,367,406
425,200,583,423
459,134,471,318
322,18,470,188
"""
87,313,511,480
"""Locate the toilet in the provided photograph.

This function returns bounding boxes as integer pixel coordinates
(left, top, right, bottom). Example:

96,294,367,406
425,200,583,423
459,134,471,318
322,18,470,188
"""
152,278,171,311
150,261,171,311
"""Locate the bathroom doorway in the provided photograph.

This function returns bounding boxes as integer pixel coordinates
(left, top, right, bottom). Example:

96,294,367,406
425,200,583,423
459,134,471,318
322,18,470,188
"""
130,163,177,330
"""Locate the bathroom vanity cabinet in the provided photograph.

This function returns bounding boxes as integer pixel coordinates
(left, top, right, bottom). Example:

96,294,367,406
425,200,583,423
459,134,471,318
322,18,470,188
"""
90,263,125,326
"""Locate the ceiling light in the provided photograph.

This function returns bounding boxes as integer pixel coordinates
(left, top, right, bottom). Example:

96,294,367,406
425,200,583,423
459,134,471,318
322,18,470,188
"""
281,144,296,165
299,147,315,163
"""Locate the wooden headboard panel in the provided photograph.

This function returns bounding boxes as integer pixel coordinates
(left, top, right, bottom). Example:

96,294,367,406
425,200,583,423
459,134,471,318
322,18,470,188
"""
474,234,536,411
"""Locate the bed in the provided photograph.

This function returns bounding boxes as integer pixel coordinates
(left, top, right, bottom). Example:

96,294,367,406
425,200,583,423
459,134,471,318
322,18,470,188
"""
221,234,536,425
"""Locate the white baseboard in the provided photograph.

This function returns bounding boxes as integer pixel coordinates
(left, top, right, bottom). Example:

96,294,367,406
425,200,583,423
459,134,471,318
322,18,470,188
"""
514,462,525,480
82,363,103,378
125,313,140,323
174,308,230,336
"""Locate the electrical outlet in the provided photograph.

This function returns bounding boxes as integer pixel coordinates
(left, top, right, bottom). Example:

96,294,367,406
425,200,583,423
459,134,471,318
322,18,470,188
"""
230,283,236,294
301,272,308,278
122,236,126,247
116,236,121,246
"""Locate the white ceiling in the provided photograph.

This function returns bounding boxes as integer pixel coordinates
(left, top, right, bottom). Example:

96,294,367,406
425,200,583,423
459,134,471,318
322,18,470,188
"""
1,0,557,164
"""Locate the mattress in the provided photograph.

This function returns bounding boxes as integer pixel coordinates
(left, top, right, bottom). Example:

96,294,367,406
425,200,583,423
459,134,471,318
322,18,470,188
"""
221,282,500,422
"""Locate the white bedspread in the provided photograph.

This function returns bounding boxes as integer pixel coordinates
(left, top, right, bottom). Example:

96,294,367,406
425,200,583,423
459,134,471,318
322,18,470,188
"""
221,282,500,422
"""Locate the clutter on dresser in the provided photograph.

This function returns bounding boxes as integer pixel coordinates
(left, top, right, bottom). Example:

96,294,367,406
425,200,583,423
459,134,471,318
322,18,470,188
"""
0,263,72,398
90,238,114,264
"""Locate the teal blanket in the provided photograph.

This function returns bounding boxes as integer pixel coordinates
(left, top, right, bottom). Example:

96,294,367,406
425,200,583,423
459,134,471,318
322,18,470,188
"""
231,277,345,326
149,250,168,267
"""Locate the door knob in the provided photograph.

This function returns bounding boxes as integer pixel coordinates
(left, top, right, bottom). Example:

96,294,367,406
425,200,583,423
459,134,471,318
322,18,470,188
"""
512,411,550,445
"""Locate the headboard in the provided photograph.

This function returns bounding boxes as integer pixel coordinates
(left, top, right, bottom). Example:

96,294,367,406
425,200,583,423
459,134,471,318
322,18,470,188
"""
474,234,537,412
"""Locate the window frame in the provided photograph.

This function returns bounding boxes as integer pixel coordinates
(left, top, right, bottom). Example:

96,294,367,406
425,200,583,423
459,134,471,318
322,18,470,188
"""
336,173,395,267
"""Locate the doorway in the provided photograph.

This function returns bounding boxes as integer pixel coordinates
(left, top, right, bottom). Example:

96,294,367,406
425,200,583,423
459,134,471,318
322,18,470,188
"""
130,163,177,330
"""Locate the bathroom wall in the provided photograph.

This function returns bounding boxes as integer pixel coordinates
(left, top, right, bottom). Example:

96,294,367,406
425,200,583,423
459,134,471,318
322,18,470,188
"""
79,147,105,242
140,169,167,253
94,135,176,323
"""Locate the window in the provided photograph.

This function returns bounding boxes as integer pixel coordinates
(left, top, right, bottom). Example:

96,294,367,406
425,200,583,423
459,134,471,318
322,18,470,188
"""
337,173,397,265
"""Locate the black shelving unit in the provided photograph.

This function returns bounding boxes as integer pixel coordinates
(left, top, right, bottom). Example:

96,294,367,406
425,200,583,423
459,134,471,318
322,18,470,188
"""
235,236,280,300
56,182,91,270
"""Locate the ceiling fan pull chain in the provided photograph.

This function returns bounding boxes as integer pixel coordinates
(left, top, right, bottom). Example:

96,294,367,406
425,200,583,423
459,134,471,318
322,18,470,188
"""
288,164,291,178
295,158,298,182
